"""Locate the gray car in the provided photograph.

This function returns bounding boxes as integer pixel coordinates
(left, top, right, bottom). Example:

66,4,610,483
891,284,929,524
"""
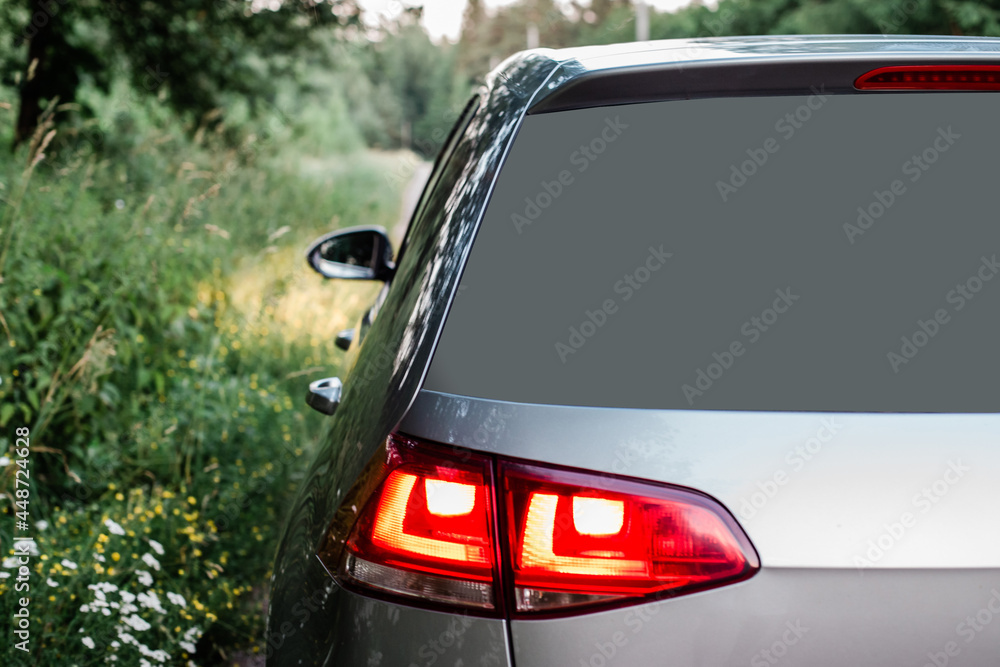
267,35,1000,666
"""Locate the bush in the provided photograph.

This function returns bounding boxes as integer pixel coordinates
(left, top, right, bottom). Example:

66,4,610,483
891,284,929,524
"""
0,95,413,664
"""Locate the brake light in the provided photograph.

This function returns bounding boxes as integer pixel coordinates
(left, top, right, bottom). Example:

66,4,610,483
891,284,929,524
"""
318,433,758,617
502,462,758,613
856,65,1000,90
319,434,498,611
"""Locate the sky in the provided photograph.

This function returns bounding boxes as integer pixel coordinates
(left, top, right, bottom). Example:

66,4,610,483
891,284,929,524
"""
356,0,701,41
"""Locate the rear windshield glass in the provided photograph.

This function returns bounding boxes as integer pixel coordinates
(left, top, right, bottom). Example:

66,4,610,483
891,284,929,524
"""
424,93,1000,412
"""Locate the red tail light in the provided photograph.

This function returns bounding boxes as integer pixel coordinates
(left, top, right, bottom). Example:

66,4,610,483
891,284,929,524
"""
502,462,757,614
319,434,499,611
856,65,1000,90
318,433,758,617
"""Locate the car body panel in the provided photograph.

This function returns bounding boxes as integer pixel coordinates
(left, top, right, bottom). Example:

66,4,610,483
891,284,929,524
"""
317,586,509,667
531,34,1000,113
400,391,1000,570
269,35,1000,666
510,568,1000,667
265,51,562,665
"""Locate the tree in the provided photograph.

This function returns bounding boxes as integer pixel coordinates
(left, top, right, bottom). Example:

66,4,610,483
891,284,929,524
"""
458,0,491,76
339,11,467,158
0,0,360,148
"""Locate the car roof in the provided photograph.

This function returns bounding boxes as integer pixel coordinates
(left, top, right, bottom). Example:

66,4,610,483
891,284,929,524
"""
488,34,1000,113
546,34,1000,69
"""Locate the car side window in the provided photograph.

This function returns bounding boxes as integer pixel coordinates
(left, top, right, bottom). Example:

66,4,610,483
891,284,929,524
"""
395,95,481,266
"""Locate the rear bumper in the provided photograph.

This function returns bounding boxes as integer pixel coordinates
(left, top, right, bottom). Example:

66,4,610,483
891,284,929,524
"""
320,586,511,667
511,567,1000,666
268,564,511,667
275,563,1000,666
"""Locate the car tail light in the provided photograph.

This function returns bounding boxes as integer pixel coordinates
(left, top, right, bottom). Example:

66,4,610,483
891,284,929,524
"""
318,434,499,611
318,433,758,617
502,462,758,614
856,65,1000,90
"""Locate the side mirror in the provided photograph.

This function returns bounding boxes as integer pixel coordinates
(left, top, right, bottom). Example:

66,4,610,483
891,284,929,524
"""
305,226,396,281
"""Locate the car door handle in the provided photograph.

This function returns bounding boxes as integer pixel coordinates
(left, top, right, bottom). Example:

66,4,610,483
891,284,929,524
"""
335,328,354,351
306,377,342,415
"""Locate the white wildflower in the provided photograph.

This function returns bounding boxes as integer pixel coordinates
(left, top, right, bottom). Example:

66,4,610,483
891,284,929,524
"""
141,553,161,571
166,592,186,608
148,539,164,556
80,604,91,613
60,559,78,569
0,572,9,579
119,589,139,614
181,625,203,654
46,577,58,587
89,581,118,594
104,518,126,535
137,643,170,662
82,637,96,649
34,520,48,531
1,557,17,569
0,456,9,466
138,590,166,614
136,570,154,587
95,553,106,562
123,614,152,632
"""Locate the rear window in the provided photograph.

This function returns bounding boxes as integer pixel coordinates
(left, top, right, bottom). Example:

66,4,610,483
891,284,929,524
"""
424,93,1000,412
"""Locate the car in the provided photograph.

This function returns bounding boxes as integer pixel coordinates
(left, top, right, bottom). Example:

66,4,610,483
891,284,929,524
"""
266,34,1000,666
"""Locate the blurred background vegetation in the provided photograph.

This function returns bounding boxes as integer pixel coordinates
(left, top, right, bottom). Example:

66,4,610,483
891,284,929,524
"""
0,0,997,664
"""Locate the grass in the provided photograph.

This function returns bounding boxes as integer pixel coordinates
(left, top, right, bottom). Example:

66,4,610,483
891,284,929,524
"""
0,95,417,665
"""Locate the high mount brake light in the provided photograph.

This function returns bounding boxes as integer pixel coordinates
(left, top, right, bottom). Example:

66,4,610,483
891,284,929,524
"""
856,65,1000,90
318,434,759,617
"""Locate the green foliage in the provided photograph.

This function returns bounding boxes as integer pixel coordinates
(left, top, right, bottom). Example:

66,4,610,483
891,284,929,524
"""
452,0,1000,85
2,1,1000,663
0,0,361,145
0,77,409,664
335,22,471,158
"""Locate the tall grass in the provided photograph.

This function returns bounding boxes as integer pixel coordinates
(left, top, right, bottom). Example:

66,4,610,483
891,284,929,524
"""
0,88,415,664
